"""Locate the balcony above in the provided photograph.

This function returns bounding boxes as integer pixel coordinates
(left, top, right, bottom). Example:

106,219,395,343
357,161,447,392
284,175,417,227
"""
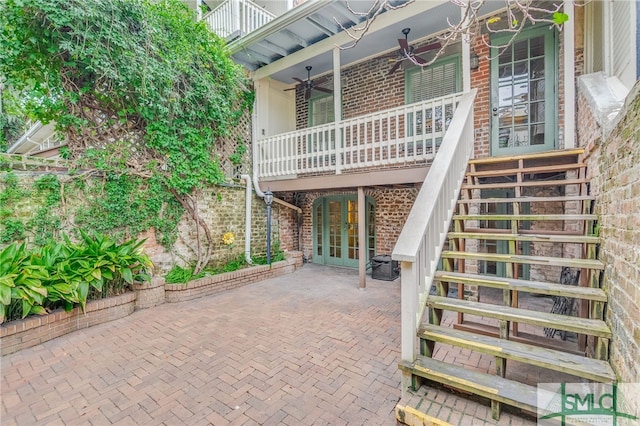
257,92,463,191
202,0,276,41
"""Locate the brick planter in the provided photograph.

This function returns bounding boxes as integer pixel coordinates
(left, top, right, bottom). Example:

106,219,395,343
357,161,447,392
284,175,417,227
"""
133,276,166,309
165,251,303,303
0,252,303,355
0,292,136,356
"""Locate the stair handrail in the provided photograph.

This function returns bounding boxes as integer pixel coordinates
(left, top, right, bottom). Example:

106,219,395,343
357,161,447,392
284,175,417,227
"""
392,88,477,368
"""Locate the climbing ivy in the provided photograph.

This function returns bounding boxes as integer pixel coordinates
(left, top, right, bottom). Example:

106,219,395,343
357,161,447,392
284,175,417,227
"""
0,172,183,250
1,0,253,272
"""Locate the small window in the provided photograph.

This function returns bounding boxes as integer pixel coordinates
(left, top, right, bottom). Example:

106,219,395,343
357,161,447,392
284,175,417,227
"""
405,55,461,103
309,94,334,126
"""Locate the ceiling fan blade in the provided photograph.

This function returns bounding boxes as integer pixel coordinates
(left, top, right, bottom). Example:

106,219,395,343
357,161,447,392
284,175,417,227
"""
388,61,402,75
292,77,305,84
283,87,297,91
413,42,441,55
414,55,428,65
397,38,409,52
314,86,333,94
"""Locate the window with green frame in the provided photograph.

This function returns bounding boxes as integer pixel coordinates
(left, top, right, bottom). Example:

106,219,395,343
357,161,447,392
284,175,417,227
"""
405,55,461,103
309,94,334,127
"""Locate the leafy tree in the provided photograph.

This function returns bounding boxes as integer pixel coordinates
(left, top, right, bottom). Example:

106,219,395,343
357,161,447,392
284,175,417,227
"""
0,0,253,272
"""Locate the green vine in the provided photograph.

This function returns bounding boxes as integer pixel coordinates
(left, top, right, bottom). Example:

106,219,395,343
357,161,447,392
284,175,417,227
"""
1,0,253,273
0,172,183,250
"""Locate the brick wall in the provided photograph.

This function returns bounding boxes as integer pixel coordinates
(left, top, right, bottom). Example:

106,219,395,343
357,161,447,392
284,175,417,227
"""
291,186,419,262
585,83,640,385
0,293,136,356
165,252,303,302
0,176,275,273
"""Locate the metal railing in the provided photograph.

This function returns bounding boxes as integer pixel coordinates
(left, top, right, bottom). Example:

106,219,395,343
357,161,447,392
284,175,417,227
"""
390,89,477,374
202,0,275,39
257,92,464,179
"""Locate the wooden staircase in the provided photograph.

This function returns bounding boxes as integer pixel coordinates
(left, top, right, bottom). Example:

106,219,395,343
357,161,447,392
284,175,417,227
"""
396,149,614,424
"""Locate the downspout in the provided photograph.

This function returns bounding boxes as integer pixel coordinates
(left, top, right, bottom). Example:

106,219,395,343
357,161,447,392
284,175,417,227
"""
241,174,253,264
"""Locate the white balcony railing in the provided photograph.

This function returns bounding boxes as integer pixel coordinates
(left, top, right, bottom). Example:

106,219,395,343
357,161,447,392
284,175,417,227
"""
203,0,275,39
257,92,465,180
391,89,477,388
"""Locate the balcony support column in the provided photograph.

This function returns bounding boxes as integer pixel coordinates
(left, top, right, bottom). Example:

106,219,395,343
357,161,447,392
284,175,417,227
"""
333,46,343,174
358,186,367,289
461,6,471,92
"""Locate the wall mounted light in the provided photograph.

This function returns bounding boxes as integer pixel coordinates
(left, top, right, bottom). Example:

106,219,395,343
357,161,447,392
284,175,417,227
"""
470,50,480,70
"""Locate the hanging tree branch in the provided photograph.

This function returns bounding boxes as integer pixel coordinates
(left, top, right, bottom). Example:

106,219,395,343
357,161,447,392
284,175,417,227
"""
338,0,571,68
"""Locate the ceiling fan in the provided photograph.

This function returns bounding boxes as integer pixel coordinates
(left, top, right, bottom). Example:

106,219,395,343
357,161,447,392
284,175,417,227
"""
387,28,441,75
284,66,333,100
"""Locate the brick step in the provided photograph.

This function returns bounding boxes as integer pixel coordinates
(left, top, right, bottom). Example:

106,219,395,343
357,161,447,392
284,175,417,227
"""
398,355,538,420
440,251,605,270
466,162,586,178
447,231,600,244
418,324,615,382
434,271,606,301
453,213,597,221
457,195,595,205
426,296,611,338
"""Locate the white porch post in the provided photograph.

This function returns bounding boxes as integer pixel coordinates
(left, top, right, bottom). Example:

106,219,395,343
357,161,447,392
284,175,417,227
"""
233,0,241,34
196,0,203,21
563,2,576,149
333,46,343,174
461,7,471,92
358,187,366,289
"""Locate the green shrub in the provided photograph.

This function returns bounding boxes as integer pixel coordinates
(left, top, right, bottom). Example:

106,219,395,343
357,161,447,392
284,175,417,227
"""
0,233,153,323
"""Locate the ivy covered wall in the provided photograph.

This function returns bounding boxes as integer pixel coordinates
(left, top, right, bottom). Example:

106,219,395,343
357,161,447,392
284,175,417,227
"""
0,172,280,273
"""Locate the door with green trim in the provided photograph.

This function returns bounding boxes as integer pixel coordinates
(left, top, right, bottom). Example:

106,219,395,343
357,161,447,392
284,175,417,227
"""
312,196,375,267
491,27,557,155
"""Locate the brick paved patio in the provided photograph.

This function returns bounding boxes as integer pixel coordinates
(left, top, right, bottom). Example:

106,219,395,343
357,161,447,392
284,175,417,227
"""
1,264,402,425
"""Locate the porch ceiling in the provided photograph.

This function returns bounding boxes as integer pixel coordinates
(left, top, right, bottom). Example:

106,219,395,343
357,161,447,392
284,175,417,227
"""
228,0,502,84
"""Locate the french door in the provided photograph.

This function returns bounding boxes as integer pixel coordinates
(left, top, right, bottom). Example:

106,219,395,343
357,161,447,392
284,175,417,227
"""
312,196,375,267
491,27,557,155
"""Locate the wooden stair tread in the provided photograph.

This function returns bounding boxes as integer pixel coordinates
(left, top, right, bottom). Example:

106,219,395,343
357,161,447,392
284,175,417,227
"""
418,324,615,382
462,179,587,190
434,271,607,301
466,163,586,178
441,251,605,270
461,228,589,237
458,195,595,204
447,231,600,244
399,356,538,413
426,296,611,338
453,214,597,221
468,148,584,165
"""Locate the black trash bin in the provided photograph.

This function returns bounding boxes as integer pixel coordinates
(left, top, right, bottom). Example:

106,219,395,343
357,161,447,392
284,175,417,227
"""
371,255,399,281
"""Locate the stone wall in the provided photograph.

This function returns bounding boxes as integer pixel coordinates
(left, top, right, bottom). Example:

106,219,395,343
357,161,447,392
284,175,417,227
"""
0,175,279,273
584,82,640,385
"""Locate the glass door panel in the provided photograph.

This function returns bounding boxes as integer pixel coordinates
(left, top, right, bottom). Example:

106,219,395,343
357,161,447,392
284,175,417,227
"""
491,28,556,155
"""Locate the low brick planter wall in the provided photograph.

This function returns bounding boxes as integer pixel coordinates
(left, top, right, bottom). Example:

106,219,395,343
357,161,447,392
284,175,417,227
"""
165,251,304,303
133,276,166,309
1,252,303,355
0,292,136,356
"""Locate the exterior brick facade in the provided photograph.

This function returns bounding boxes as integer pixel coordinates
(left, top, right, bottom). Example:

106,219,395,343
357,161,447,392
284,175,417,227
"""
582,83,640,386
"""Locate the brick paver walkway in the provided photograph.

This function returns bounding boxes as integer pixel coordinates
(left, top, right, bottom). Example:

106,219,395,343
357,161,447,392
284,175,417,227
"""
1,264,401,425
